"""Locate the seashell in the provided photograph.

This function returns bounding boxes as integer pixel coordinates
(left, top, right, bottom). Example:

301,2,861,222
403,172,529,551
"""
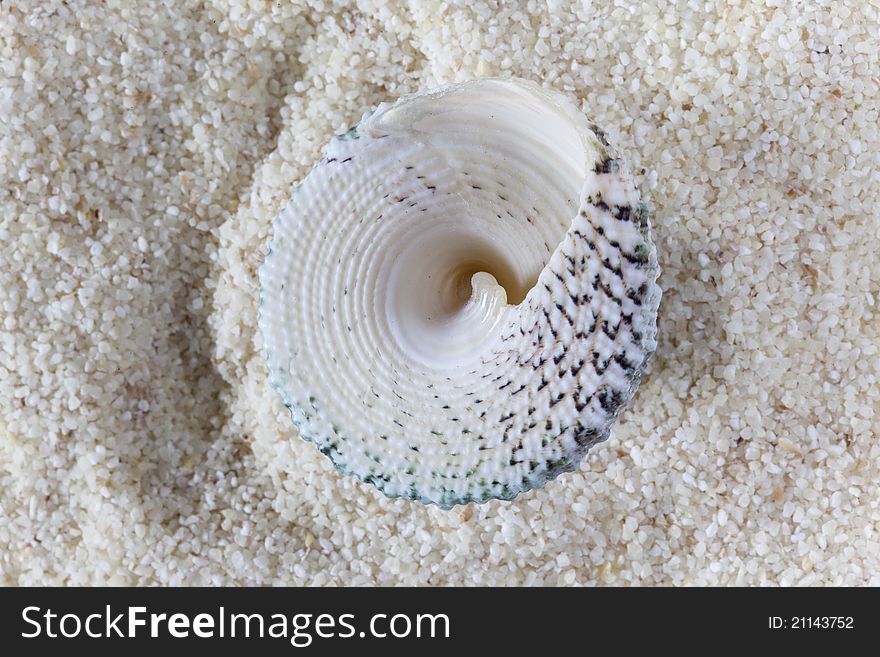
259,78,661,508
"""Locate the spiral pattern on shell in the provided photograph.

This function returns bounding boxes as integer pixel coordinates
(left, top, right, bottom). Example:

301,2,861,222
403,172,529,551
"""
259,78,661,508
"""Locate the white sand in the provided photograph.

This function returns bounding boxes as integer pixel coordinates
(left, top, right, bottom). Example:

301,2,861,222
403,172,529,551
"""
1,0,878,585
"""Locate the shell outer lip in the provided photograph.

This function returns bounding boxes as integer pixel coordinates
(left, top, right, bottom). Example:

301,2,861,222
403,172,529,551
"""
258,77,662,509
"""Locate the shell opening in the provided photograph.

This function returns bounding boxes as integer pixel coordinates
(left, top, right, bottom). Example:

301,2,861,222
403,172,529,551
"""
374,79,593,369
386,229,518,368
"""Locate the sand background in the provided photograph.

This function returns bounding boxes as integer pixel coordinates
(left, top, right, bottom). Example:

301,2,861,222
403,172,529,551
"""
1,0,878,584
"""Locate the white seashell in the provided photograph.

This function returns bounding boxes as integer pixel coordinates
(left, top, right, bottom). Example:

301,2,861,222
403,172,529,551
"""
259,78,661,508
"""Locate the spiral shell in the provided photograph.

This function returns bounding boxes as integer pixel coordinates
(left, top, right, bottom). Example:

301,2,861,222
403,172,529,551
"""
259,78,661,508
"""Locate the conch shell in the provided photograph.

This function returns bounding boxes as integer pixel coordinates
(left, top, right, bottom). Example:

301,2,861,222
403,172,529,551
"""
259,78,661,508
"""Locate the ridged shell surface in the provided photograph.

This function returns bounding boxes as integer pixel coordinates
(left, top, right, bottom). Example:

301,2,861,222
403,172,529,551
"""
259,78,661,508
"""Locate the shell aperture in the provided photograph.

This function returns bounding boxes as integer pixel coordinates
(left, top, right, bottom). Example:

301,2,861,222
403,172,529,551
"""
259,78,661,508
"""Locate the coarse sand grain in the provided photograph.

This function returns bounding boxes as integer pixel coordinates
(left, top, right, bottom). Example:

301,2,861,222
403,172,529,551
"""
1,0,878,585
